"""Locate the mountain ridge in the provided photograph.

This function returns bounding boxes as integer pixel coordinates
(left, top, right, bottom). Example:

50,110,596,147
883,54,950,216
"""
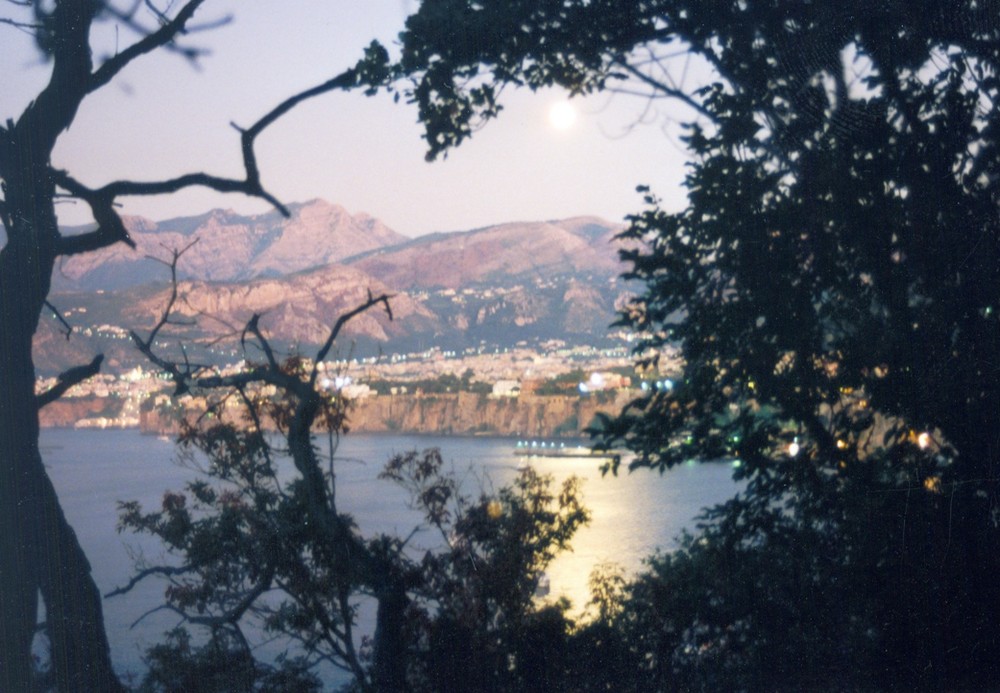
53,199,408,292
36,201,630,374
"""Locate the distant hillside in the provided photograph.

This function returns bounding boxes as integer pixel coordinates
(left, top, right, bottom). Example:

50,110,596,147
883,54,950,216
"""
123,263,440,348
347,217,622,290
35,204,631,374
53,199,407,291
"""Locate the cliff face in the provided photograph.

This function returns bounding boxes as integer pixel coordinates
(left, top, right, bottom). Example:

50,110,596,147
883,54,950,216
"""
38,398,117,428
132,392,633,439
346,392,629,437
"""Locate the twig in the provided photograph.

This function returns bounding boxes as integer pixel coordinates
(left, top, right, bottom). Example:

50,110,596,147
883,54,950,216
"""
104,562,192,599
89,0,210,91
312,290,393,385
44,299,73,339
36,354,104,409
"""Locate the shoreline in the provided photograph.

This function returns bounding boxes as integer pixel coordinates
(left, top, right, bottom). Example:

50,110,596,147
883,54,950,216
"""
40,390,634,440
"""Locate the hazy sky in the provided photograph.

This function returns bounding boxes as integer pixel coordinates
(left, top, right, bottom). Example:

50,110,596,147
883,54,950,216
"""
3,1,695,237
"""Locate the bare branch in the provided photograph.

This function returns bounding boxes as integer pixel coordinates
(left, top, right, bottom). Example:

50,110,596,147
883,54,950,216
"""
147,239,198,345
130,240,203,393
52,171,135,256
104,562,192,599
76,170,268,211
184,569,275,628
37,354,104,409
611,56,713,120
237,314,274,368
89,0,209,92
75,66,363,222
0,15,40,34
44,299,73,339
313,291,393,383
128,603,177,630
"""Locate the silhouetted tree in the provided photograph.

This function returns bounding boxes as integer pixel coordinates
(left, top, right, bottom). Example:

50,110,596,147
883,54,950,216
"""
381,449,588,692
0,2,389,689
390,1,1000,688
113,255,590,690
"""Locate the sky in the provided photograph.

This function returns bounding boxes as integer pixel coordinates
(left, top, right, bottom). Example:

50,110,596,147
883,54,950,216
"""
2,1,696,238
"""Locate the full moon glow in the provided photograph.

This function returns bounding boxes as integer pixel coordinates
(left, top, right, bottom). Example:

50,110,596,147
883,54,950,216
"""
548,101,578,130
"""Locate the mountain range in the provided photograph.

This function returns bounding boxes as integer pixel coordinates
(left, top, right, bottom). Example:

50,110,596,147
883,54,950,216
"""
36,199,632,374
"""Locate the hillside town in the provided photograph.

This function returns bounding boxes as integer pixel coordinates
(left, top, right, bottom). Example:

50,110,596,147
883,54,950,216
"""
37,341,682,436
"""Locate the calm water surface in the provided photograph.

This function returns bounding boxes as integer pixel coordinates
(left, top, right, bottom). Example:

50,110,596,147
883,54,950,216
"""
41,428,738,684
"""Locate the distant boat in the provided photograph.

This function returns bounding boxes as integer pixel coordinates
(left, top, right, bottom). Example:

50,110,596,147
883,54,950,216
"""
513,440,615,459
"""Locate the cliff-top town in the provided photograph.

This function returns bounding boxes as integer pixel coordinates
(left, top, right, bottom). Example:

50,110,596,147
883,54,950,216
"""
37,340,682,437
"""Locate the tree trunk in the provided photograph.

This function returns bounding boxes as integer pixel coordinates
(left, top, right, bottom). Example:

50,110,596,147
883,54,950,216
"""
0,230,123,690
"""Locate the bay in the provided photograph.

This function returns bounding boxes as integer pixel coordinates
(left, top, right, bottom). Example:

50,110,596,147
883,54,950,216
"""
41,428,738,685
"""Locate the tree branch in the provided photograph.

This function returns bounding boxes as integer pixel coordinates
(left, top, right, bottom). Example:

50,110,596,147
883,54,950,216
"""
88,0,209,93
129,240,204,393
312,290,393,384
611,56,713,120
104,562,192,599
62,66,364,224
51,171,135,255
184,570,274,627
239,314,276,369
44,299,73,339
36,354,104,409
16,1,101,156
0,15,40,34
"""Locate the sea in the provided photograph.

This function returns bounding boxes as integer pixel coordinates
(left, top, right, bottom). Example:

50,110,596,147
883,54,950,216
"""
41,428,739,687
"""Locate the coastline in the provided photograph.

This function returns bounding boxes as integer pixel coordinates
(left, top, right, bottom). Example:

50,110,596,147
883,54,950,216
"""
39,390,635,440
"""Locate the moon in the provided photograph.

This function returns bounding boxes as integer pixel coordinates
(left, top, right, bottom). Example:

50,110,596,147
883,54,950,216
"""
548,101,578,130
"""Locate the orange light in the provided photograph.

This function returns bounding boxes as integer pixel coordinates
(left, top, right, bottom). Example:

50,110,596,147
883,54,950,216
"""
917,432,931,450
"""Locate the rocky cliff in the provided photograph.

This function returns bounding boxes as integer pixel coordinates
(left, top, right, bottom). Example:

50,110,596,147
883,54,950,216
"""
344,391,631,437
129,391,633,439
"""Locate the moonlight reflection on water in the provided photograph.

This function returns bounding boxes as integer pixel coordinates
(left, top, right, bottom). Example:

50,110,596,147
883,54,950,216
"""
43,429,738,682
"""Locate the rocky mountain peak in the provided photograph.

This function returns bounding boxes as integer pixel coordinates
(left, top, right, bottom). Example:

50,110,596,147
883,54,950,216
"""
52,199,409,292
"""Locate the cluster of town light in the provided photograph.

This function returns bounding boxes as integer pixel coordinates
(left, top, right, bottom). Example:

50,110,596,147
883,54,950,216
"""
515,440,569,449
318,375,352,391
578,372,605,393
639,379,674,392
784,431,933,457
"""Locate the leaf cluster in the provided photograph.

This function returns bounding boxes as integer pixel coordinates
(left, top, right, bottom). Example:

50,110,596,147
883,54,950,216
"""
380,449,592,692
389,0,1000,688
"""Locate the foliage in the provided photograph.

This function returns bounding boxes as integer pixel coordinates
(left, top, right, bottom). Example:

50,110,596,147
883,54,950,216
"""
532,369,587,396
136,627,320,693
117,429,592,691
366,371,492,396
116,272,592,691
391,0,1000,689
117,379,382,690
380,449,590,692
1,2,392,688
